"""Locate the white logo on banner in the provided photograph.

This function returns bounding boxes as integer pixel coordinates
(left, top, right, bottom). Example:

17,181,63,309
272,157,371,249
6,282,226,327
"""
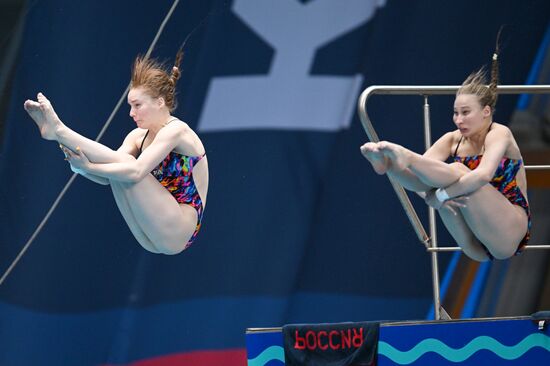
198,0,386,132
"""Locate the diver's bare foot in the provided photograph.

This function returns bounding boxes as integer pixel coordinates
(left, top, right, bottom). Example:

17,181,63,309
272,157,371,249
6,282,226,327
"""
378,141,411,171
23,93,61,140
360,142,388,174
37,93,64,130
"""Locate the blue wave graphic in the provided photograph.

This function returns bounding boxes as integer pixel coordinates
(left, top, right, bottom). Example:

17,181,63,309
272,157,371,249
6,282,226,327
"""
247,345,285,366
378,333,550,364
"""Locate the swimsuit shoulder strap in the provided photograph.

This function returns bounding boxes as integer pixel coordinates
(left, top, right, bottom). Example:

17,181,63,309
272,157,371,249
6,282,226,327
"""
453,135,463,157
138,130,149,154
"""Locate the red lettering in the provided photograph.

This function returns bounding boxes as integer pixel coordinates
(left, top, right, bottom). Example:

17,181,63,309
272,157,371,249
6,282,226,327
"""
295,330,306,350
352,328,364,348
341,329,351,349
294,327,365,352
317,331,328,350
329,330,340,350
306,331,317,350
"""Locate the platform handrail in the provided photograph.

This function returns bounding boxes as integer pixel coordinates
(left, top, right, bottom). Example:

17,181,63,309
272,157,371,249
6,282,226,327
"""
357,85,550,320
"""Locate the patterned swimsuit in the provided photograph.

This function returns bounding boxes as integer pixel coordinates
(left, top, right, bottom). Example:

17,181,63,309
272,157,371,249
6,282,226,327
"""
140,129,205,249
453,138,531,257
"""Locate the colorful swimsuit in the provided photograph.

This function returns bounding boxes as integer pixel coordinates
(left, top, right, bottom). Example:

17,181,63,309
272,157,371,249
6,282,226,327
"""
140,130,205,249
453,140,531,257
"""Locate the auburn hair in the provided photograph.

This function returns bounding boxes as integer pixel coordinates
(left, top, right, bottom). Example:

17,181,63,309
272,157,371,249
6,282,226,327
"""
130,50,183,112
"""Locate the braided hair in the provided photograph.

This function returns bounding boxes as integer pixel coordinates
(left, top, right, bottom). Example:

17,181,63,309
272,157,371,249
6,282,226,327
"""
457,28,503,113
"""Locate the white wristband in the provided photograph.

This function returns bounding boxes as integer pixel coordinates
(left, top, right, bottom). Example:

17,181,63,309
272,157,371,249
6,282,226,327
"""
435,188,450,203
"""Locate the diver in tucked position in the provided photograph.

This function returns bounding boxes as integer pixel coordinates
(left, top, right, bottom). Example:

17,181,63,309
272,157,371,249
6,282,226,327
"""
360,43,530,262
24,52,209,255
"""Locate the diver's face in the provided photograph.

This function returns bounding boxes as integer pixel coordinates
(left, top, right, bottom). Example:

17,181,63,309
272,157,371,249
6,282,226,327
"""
453,94,491,137
128,87,163,129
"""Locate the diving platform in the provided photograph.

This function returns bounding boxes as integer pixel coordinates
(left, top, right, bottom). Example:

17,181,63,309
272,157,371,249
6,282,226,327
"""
246,315,550,365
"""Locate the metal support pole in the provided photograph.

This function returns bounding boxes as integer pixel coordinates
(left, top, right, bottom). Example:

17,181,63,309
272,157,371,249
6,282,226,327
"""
423,95,443,320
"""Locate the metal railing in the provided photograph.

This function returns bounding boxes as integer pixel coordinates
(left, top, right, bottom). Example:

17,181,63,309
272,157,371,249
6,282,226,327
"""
357,85,550,320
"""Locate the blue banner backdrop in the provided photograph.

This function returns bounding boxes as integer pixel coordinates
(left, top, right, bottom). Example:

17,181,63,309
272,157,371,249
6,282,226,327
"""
0,0,549,365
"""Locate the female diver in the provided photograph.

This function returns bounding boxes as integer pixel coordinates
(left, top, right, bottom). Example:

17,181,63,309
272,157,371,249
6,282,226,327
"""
24,52,209,255
360,43,529,262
